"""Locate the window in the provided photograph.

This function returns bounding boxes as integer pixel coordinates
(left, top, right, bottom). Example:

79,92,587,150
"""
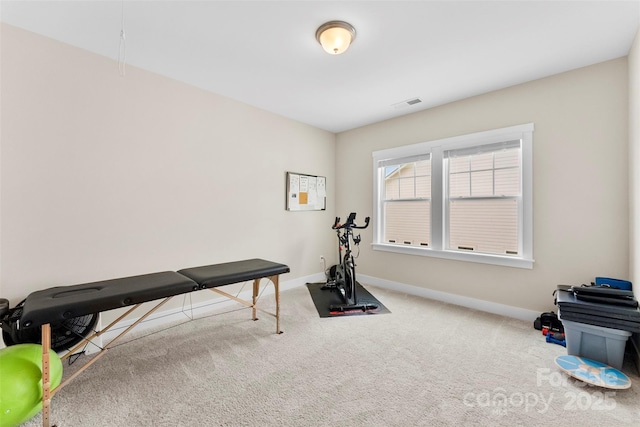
372,123,533,268
381,154,431,247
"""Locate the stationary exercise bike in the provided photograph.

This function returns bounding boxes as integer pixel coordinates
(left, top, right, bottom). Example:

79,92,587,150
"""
322,213,378,312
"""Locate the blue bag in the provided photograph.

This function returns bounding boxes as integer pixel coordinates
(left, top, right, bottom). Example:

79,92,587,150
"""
594,277,632,291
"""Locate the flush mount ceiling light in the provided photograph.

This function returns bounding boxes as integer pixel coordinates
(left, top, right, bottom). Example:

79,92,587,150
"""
315,20,356,55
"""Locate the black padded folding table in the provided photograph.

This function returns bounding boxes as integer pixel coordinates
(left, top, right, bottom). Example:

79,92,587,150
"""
15,258,289,427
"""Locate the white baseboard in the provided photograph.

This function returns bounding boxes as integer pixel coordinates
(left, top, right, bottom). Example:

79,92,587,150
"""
358,274,540,322
97,273,323,346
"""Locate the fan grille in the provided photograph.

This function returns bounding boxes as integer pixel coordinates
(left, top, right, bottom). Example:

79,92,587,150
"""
2,300,98,353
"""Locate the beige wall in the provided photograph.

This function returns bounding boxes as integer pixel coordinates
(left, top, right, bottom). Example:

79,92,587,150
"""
337,58,629,313
630,26,640,296
0,22,635,322
629,26,640,356
0,25,336,312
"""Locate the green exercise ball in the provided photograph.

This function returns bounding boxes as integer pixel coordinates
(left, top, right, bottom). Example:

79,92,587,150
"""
0,344,63,427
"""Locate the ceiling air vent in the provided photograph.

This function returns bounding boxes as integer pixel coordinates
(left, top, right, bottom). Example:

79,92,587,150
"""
391,97,423,110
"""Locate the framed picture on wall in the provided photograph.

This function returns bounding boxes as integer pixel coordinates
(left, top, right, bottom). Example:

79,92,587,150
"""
286,172,326,211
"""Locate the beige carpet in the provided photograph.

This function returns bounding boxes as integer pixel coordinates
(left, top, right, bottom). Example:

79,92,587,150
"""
23,284,640,426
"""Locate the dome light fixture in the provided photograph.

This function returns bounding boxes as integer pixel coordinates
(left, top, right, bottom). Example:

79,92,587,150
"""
315,20,356,55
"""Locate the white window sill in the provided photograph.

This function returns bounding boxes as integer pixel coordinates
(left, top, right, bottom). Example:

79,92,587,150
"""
371,243,534,269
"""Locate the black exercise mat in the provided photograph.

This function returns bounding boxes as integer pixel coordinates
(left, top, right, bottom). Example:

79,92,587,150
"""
306,281,390,318
559,311,640,333
556,290,640,318
558,305,640,322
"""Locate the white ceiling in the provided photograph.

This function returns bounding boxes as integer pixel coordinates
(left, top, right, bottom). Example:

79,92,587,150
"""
1,1,639,133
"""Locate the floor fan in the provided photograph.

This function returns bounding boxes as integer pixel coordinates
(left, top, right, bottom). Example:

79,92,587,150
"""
1,299,98,353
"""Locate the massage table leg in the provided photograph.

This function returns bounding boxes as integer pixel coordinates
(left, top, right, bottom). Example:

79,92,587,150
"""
252,279,259,321
41,324,52,427
208,275,282,334
273,275,281,334
254,275,281,334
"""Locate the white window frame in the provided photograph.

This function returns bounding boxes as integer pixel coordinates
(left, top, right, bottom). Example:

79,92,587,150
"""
372,123,534,269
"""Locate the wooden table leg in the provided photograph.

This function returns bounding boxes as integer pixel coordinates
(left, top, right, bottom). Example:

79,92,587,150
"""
273,275,282,334
41,324,51,427
252,279,259,321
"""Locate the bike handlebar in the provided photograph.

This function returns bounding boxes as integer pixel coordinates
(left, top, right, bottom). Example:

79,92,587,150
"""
332,213,370,230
